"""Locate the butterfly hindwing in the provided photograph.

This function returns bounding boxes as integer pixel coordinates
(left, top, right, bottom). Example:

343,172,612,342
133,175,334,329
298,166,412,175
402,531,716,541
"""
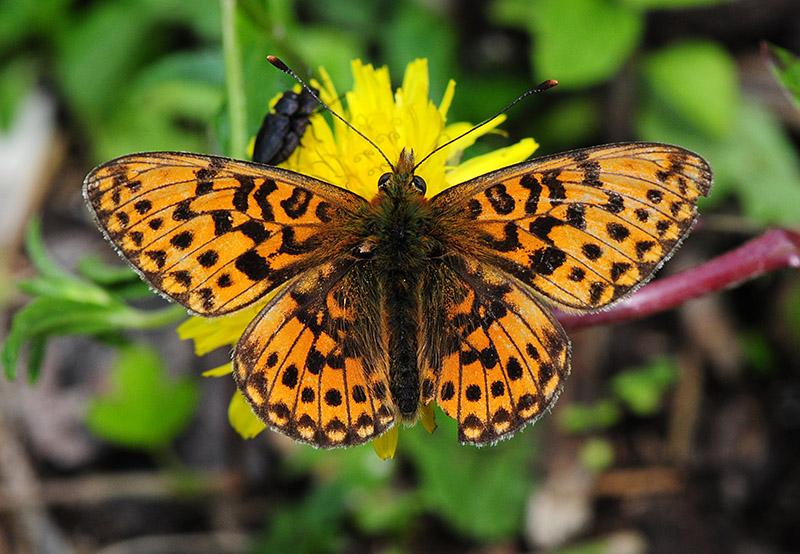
419,255,570,445
432,143,712,311
83,152,366,316
233,259,395,447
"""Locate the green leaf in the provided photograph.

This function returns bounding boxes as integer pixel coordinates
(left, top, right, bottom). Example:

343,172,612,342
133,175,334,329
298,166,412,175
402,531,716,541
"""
764,43,800,109
3,219,185,380
740,330,776,376
76,256,151,299
401,409,536,541
559,399,622,433
352,488,421,536
611,358,678,416
86,345,198,449
253,480,347,554
93,51,224,161
0,56,37,130
493,0,644,88
579,437,615,472
56,1,162,126
286,26,363,89
24,336,47,383
641,41,738,139
24,218,70,280
0,0,69,50
2,298,127,380
76,256,139,286
56,1,221,161
638,85,800,226
620,0,734,7
533,96,602,152
380,1,456,97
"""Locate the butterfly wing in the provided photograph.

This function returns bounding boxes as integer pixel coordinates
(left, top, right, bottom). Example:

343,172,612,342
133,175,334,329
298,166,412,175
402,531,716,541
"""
233,259,395,447
419,255,570,445
431,143,713,311
83,152,366,316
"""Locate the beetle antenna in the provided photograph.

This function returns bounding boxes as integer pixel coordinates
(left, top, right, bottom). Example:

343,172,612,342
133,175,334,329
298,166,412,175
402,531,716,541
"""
268,55,396,172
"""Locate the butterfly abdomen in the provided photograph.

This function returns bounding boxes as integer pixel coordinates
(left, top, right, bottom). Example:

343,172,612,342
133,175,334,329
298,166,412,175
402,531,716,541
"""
369,183,433,420
385,276,422,419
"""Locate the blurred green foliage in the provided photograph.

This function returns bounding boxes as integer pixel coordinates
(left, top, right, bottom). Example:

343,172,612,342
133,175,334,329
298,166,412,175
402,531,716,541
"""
3,0,799,551
560,357,679,473
766,42,800,109
86,344,199,450
2,219,184,381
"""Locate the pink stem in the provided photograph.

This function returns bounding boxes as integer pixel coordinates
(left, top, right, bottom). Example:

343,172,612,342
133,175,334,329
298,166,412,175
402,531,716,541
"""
555,228,800,330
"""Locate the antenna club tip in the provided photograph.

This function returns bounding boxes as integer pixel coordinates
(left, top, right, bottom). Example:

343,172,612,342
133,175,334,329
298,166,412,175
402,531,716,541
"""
542,79,559,89
267,55,289,72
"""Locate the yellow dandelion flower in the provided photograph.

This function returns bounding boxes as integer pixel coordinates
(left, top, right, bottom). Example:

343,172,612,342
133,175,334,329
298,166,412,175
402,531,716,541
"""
177,58,539,458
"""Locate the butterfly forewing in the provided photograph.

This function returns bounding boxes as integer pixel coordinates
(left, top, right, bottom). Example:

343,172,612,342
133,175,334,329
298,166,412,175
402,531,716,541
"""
432,143,712,311
83,152,366,316
84,133,711,449
233,259,394,447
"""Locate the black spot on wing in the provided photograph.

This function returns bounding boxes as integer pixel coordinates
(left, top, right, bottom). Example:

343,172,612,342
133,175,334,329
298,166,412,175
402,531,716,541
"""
484,184,515,215
519,173,542,215
529,215,563,241
280,188,312,219
530,247,566,276
233,175,256,211
566,203,587,229
542,170,566,204
253,179,277,222
235,250,270,281
480,222,522,252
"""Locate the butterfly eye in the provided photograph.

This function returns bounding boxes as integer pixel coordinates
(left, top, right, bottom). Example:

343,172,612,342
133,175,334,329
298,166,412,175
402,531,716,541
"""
378,173,392,189
411,175,426,194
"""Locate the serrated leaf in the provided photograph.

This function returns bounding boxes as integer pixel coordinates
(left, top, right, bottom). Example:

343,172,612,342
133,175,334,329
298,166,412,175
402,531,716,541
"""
2,298,128,380
86,345,198,449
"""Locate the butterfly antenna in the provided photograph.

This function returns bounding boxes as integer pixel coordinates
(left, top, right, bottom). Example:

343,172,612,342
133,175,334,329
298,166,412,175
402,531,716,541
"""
413,79,559,171
268,55,396,172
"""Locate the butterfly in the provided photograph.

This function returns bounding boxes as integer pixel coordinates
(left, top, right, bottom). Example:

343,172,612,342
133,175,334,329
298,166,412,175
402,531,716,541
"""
83,137,711,448
252,87,319,165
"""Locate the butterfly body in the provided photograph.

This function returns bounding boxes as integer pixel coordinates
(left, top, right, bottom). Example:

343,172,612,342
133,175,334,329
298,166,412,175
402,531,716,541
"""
84,141,712,448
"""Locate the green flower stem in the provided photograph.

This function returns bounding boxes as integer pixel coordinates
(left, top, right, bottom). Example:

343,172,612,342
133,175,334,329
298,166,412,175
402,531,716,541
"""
221,0,247,159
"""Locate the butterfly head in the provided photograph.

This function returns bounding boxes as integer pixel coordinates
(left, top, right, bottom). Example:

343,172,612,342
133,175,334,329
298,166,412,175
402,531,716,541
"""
377,148,427,196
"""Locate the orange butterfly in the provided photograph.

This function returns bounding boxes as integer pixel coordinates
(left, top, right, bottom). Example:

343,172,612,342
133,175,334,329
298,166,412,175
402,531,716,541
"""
84,138,711,447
